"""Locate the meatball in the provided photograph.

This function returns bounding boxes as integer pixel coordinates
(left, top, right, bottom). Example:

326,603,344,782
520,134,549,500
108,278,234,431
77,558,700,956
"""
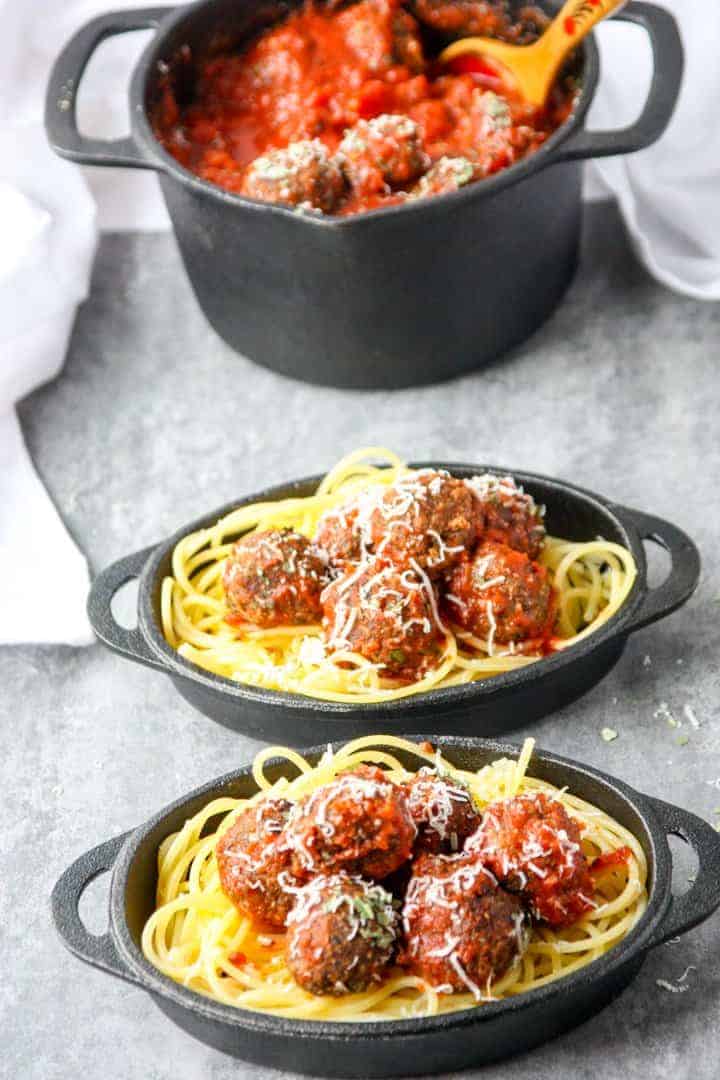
241,139,346,213
401,851,527,998
315,487,380,569
410,0,547,42
404,768,482,854
321,557,445,681
315,503,363,567
411,156,477,200
368,469,477,576
223,528,327,628
286,873,398,995
466,792,596,927
287,765,416,879
467,473,545,558
216,798,300,929
443,541,555,647
339,115,429,196
338,0,425,74
390,5,426,71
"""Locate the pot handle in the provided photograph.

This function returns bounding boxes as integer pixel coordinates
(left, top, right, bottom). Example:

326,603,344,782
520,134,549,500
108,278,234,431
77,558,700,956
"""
616,506,700,633
87,546,168,672
51,832,143,986
645,797,720,948
556,2,683,162
45,7,173,168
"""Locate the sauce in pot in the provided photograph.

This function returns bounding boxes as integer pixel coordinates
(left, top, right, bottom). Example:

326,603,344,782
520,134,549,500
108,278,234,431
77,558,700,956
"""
153,0,576,215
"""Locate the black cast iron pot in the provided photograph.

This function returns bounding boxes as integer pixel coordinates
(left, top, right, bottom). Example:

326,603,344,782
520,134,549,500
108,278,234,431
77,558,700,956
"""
45,1,683,389
52,736,720,1076
86,463,700,744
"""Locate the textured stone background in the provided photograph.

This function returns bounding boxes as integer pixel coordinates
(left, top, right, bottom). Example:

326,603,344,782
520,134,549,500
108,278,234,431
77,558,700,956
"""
4,202,720,1079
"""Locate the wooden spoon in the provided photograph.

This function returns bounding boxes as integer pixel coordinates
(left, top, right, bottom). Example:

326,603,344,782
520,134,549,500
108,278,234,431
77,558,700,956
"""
440,0,627,106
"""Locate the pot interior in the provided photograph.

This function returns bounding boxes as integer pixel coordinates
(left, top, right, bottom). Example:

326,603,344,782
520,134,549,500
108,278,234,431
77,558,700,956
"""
142,0,586,155
119,740,660,1006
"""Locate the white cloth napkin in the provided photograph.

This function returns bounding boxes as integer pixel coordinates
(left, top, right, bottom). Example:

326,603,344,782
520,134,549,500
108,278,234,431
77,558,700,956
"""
589,6,720,301
1,126,97,645
0,0,174,646
1,0,718,646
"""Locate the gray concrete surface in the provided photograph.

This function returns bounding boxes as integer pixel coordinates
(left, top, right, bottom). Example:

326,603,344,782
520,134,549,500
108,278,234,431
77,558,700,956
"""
3,200,720,1080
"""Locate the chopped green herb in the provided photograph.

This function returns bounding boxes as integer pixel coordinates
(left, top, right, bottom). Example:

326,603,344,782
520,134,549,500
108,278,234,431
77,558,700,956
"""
389,649,406,664
353,896,374,922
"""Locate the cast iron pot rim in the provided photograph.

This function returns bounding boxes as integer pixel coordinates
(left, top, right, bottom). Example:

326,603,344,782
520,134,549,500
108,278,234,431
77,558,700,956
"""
109,734,670,1039
136,461,647,714
126,0,599,227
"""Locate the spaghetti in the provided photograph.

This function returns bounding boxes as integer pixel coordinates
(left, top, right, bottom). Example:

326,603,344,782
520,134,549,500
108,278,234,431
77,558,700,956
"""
160,448,637,703
141,735,648,1020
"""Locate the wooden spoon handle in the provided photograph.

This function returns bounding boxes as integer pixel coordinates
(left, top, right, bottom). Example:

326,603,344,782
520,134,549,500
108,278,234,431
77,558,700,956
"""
540,0,628,59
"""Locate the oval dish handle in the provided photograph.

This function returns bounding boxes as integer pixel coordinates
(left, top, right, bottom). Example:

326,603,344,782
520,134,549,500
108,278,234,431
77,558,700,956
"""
555,2,683,162
51,833,142,986
645,797,720,947
45,7,173,167
87,547,167,672
618,507,700,633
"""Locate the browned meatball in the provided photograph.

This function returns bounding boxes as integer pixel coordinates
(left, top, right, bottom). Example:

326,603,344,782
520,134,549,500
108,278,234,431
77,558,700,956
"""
443,541,555,647
368,469,477,576
241,139,346,213
400,851,527,998
315,502,364,568
321,557,446,681
287,765,416,880
223,528,327,628
338,0,425,73
404,769,482,854
391,5,426,70
339,114,429,196
411,156,477,200
466,792,596,927
468,473,545,558
286,873,398,995
216,798,301,929
410,0,547,42
410,0,509,36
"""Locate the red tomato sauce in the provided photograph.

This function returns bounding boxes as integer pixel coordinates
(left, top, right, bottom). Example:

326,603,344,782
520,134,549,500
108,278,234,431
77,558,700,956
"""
591,846,632,876
153,0,576,215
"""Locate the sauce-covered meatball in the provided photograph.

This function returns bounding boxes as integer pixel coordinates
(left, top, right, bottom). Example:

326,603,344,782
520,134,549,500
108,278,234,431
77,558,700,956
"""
411,156,476,199
468,473,545,558
338,0,425,73
287,765,416,879
223,528,327,628
401,851,527,997
315,502,363,568
410,0,547,42
241,139,346,212
339,114,429,196
443,541,555,647
286,873,398,995
404,768,482,854
321,557,446,680
216,798,300,929
466,792,596,927
368,469,478,576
